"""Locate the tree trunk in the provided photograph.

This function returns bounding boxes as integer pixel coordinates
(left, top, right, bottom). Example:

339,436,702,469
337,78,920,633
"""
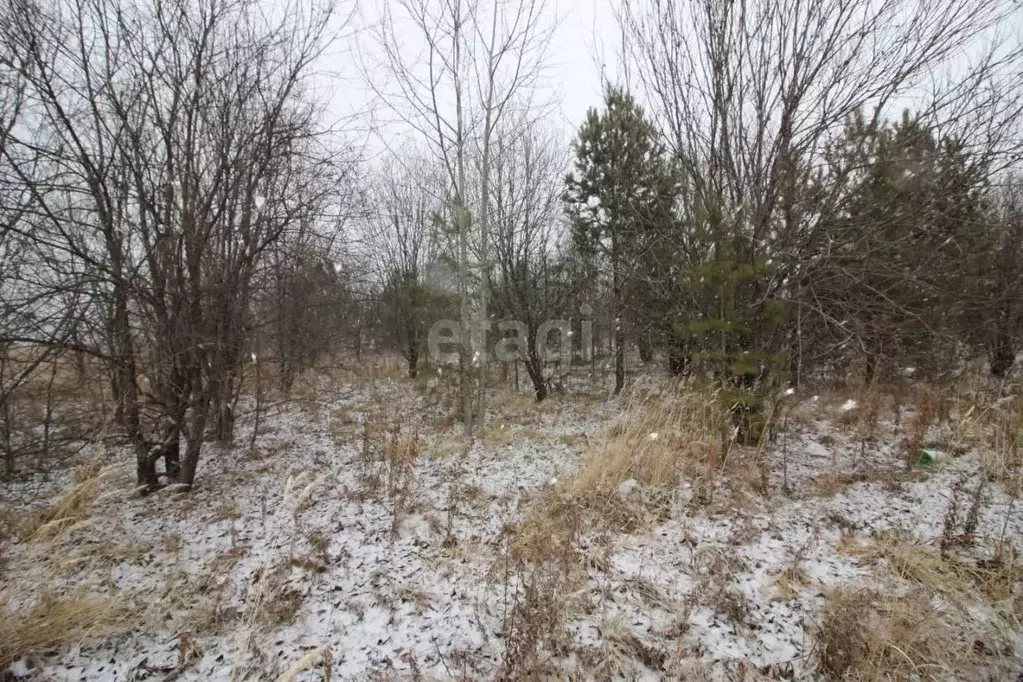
408,344,419,378
864,353,877,385
136,443,159,490
525,350,548,402
2,401,13,479
614,329,625,395
668,339,691,376
177,401,208,487
213,401,234,443
612,236,625,396
178,439,201,487
164,437,181,481
638,334,653,363
990,335,1015,378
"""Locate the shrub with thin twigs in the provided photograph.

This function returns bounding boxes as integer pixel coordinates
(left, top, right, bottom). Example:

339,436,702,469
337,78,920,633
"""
382,425,421,538
495,489,584,680
941,474,987,557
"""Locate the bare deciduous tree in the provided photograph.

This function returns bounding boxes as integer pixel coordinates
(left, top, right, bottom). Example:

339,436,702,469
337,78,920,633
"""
374,0,554,434
618,0,1023,382
369,149,448,378
1,0,355,487
490,122,569,400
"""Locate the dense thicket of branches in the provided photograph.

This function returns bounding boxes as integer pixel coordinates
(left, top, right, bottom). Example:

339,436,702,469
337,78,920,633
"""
1,0,1022,483
582,0,1023,420
0,0,358,486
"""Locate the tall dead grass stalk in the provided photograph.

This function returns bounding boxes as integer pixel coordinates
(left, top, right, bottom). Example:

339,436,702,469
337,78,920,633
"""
572,382,728,498
0,591,139,667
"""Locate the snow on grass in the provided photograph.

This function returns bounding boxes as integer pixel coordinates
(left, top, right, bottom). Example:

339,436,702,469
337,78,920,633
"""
2,380,1021,680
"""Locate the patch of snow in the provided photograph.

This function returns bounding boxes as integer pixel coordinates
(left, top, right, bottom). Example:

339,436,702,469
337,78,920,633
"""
4,376,1022,681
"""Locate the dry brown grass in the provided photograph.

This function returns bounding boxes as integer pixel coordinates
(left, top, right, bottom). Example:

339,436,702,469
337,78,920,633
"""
981,403,1023,486
571,382,729,502
274,647,333,682
489,382,743,678
0,590,140,667
818,378,1023,490
327,407,361,446
822,531,1023,679
576,618,669,679
507,490,584,572
484,422,518,448
774,562,811,601
0,351,114,474
811,469,906,498
491,487,589,680
0,506,20,556
230,470,333,680
160,552,244,635
383,426,422,537
163,532,182,554
18,456,125,543
854,532,1021,614
488,390,559,424
215,501,241,521
816,587,962,680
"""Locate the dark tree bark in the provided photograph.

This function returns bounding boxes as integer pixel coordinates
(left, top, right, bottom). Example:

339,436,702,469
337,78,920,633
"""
638,334,654,363
668,339,691,376
990,336,1015,378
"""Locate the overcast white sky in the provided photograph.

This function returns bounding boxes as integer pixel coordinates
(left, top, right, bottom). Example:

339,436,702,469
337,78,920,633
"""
522,0,620,132
312,0,1023,168
313,0,621,159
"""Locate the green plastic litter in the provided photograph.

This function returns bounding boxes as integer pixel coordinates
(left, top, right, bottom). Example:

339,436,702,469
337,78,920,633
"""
917,449,940,466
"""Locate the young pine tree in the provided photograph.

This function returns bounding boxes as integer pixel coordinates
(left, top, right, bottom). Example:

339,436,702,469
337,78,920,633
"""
563,86,678,394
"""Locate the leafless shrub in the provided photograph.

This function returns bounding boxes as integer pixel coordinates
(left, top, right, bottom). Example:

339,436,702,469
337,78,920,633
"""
985,403,1023,484
0,351,111,479
383,425,421,538
498,561,575,680
941,474,987,556
2,0,359,488
490,486,588,679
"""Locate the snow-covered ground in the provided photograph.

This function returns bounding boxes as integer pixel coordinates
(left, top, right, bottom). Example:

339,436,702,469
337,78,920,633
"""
2,376,1021,681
